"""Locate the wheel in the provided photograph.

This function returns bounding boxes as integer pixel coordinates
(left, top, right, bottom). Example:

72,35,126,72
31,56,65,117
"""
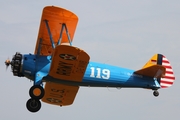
26,98,41,112
153,90,159,97
29,85,45,99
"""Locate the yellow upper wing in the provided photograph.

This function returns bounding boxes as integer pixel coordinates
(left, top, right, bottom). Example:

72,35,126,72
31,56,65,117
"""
34,6,78,56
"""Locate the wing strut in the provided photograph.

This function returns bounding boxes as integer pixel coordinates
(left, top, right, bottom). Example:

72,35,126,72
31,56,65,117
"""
37,38,42,55
44,20,73,47
44,20,55,49
57,23,72,46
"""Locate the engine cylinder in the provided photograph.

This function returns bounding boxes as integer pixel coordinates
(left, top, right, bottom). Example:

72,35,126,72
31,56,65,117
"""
11,52,24,77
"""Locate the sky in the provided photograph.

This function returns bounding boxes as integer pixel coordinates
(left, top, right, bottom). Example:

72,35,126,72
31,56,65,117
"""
0,0,180,119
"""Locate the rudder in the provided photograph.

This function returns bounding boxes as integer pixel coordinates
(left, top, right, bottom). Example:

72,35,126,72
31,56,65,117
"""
143,54,175,88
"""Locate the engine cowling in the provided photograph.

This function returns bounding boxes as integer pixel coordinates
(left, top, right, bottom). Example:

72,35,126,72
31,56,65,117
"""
11,52,24,77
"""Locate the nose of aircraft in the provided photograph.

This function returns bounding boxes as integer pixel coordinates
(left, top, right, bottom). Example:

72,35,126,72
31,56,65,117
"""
5,52,24,77
5,58,11,70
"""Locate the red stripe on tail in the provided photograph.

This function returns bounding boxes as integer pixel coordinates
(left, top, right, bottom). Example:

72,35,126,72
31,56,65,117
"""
160,55,175,88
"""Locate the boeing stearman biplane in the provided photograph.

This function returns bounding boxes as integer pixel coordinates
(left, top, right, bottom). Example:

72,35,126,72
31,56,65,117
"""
5,6,175,113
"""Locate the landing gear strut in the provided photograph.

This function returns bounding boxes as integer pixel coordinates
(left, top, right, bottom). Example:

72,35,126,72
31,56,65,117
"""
26,85,45,112
153,90,159,97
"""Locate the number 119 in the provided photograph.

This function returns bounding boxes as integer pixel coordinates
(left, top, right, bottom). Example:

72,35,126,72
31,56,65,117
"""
90,67,110,79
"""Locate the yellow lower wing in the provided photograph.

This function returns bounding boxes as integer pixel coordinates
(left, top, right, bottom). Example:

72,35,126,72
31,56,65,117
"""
42,45,90,106
42,83,79,106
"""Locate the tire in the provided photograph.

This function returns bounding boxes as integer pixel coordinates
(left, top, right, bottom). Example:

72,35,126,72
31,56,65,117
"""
153,90,159,97
29,85,45,99
26,98,41,113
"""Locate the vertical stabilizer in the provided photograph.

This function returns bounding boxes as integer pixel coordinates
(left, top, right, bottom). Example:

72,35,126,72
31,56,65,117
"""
143,54,175,88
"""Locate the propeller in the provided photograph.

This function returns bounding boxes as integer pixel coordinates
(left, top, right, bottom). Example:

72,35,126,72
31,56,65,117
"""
5,58,11,70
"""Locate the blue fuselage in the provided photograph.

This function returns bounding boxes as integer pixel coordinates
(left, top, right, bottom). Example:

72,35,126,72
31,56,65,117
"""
21,54,158,89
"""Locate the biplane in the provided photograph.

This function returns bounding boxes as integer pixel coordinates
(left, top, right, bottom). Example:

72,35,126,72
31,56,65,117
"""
5,6,175,113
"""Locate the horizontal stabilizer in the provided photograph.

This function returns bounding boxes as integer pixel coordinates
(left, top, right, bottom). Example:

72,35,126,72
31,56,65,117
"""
134,65,166,78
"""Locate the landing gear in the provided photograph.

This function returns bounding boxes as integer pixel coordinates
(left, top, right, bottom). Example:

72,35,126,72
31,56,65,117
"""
29,85,45,99
26,98,41,113
27,85,45,112
153,90,159,97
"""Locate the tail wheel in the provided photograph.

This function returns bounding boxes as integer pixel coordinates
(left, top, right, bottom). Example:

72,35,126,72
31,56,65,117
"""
29,85,45,99
26,98,41,113
153,90,159,97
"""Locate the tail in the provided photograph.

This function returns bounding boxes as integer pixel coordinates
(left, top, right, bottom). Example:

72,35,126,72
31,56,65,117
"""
143,54,175,88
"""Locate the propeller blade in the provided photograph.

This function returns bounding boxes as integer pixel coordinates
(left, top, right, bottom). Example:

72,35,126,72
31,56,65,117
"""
5,58,11,70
